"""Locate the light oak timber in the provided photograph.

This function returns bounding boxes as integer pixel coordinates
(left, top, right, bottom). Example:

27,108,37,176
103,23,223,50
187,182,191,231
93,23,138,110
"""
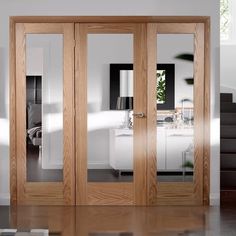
10,16,210,24
87,183,134,205
133,23,148,205
23,183,65,205
147,23,158,205
203,18,211,205
85,23,136,33
193,23,205,205
75,23,88,205
22,23,64,33
10,17,17,205
62,23,75,205
155,183,197,205
15,23,27,205
154,23,197,33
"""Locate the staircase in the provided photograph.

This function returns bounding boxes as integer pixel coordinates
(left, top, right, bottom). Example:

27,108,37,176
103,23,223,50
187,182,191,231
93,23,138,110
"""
221,93,236,204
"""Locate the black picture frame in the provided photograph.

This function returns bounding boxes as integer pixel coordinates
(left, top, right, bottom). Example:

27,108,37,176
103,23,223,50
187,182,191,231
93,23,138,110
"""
110,63,175,110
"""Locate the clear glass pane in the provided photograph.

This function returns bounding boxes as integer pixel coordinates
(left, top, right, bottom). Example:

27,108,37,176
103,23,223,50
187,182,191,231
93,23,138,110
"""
26,34,63,182
156,34,194,182
87,34,134,182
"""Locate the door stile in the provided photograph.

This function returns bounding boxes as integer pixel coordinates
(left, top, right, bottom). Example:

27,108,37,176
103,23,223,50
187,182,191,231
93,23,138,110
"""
75,23,88,205
133,23,149,205
146,23,158,205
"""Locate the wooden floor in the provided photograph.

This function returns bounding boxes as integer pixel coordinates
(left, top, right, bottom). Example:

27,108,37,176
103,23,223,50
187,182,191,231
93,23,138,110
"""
0,206,236,235
27,144,63,182
26,144,193,183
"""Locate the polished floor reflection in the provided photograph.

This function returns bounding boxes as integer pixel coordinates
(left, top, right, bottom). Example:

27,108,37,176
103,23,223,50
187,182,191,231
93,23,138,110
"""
0,206,236,236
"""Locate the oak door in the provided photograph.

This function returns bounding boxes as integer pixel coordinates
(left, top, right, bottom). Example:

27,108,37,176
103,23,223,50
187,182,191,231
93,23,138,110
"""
75,23,148,205
15,23,75,205
146,23,205,205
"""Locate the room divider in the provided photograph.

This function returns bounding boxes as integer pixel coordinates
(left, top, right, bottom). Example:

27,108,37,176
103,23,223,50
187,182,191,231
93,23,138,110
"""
10,16,210,205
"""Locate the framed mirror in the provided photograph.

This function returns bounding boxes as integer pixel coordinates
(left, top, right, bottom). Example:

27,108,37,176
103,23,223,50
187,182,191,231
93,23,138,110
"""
110,63,175,110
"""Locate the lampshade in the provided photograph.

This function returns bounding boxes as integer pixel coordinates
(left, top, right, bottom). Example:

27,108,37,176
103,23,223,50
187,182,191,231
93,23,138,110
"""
116,96,133,110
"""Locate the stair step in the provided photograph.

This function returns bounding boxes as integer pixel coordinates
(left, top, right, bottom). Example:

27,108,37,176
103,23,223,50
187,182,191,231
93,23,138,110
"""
221,102,236,112
221,153,236,169
221,93,233,103
221,139,236,153
221,171,236,188
221,189,236,205
220,94,236,200
221,168,236,172
221,113,236,125
221,125,236,138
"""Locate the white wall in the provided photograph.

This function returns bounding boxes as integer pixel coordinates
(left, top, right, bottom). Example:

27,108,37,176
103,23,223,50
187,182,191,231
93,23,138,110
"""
0,0,220,205
221,45,236,101
87,34,133,169
157,34,194,108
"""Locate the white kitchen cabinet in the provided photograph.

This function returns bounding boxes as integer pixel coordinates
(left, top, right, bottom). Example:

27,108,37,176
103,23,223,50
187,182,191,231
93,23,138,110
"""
109,127,166,171
109,127,193,171
165,129,194,170
156,127,166,170
109,129,133,170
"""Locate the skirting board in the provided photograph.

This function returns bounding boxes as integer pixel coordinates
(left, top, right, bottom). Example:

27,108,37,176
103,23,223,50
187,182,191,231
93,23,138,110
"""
88,162,110,169
0,193,10,205
42,161,63,170
210,193,220,206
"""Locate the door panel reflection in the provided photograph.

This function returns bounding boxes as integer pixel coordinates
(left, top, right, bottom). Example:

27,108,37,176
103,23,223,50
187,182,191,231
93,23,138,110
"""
156,34,194,182
8,206,208,236
26,34,63,182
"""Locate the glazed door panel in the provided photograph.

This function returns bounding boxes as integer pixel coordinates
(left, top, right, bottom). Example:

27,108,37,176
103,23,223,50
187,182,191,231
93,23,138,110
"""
147,23,205,205
15,23,75,205
75,23,148,205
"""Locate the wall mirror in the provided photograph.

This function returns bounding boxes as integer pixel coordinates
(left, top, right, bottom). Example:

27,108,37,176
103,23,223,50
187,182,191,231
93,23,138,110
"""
110,64,175,110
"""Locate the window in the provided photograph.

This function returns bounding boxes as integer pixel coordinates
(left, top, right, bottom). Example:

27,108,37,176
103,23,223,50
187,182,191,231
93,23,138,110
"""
220,0,236,43
220,0,230,41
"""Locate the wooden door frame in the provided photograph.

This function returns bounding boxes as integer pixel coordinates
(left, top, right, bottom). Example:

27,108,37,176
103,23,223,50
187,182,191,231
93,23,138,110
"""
10,16,210,205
